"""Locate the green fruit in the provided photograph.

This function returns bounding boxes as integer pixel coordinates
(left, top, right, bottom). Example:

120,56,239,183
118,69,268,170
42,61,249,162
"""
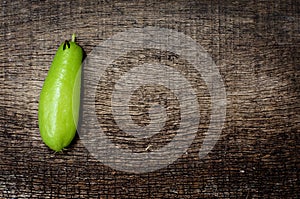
38,34,83,152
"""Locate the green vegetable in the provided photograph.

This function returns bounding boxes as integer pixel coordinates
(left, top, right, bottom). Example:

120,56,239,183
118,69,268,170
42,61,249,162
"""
38,34,83,152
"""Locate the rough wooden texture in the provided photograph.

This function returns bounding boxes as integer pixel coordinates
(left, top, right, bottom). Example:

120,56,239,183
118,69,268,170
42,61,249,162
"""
1,0,299,198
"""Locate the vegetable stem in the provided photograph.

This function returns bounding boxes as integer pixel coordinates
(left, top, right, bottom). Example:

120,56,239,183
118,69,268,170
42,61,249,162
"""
72,33,76,42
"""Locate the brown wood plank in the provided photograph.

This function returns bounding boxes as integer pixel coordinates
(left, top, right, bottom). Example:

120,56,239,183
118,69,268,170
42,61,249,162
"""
1,0,299,198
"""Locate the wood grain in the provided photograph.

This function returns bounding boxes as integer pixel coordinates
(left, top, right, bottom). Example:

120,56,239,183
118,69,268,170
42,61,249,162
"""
1,0,299,198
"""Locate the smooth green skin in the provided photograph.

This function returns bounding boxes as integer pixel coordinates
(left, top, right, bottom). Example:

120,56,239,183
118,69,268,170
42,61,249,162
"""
38,38,83,152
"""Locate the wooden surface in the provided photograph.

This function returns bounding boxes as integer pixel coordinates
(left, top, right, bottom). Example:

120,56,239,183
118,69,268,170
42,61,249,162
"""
1,0,299,198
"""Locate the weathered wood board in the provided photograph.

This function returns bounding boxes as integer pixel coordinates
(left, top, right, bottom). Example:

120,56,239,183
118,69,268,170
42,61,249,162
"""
1,0,299,198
